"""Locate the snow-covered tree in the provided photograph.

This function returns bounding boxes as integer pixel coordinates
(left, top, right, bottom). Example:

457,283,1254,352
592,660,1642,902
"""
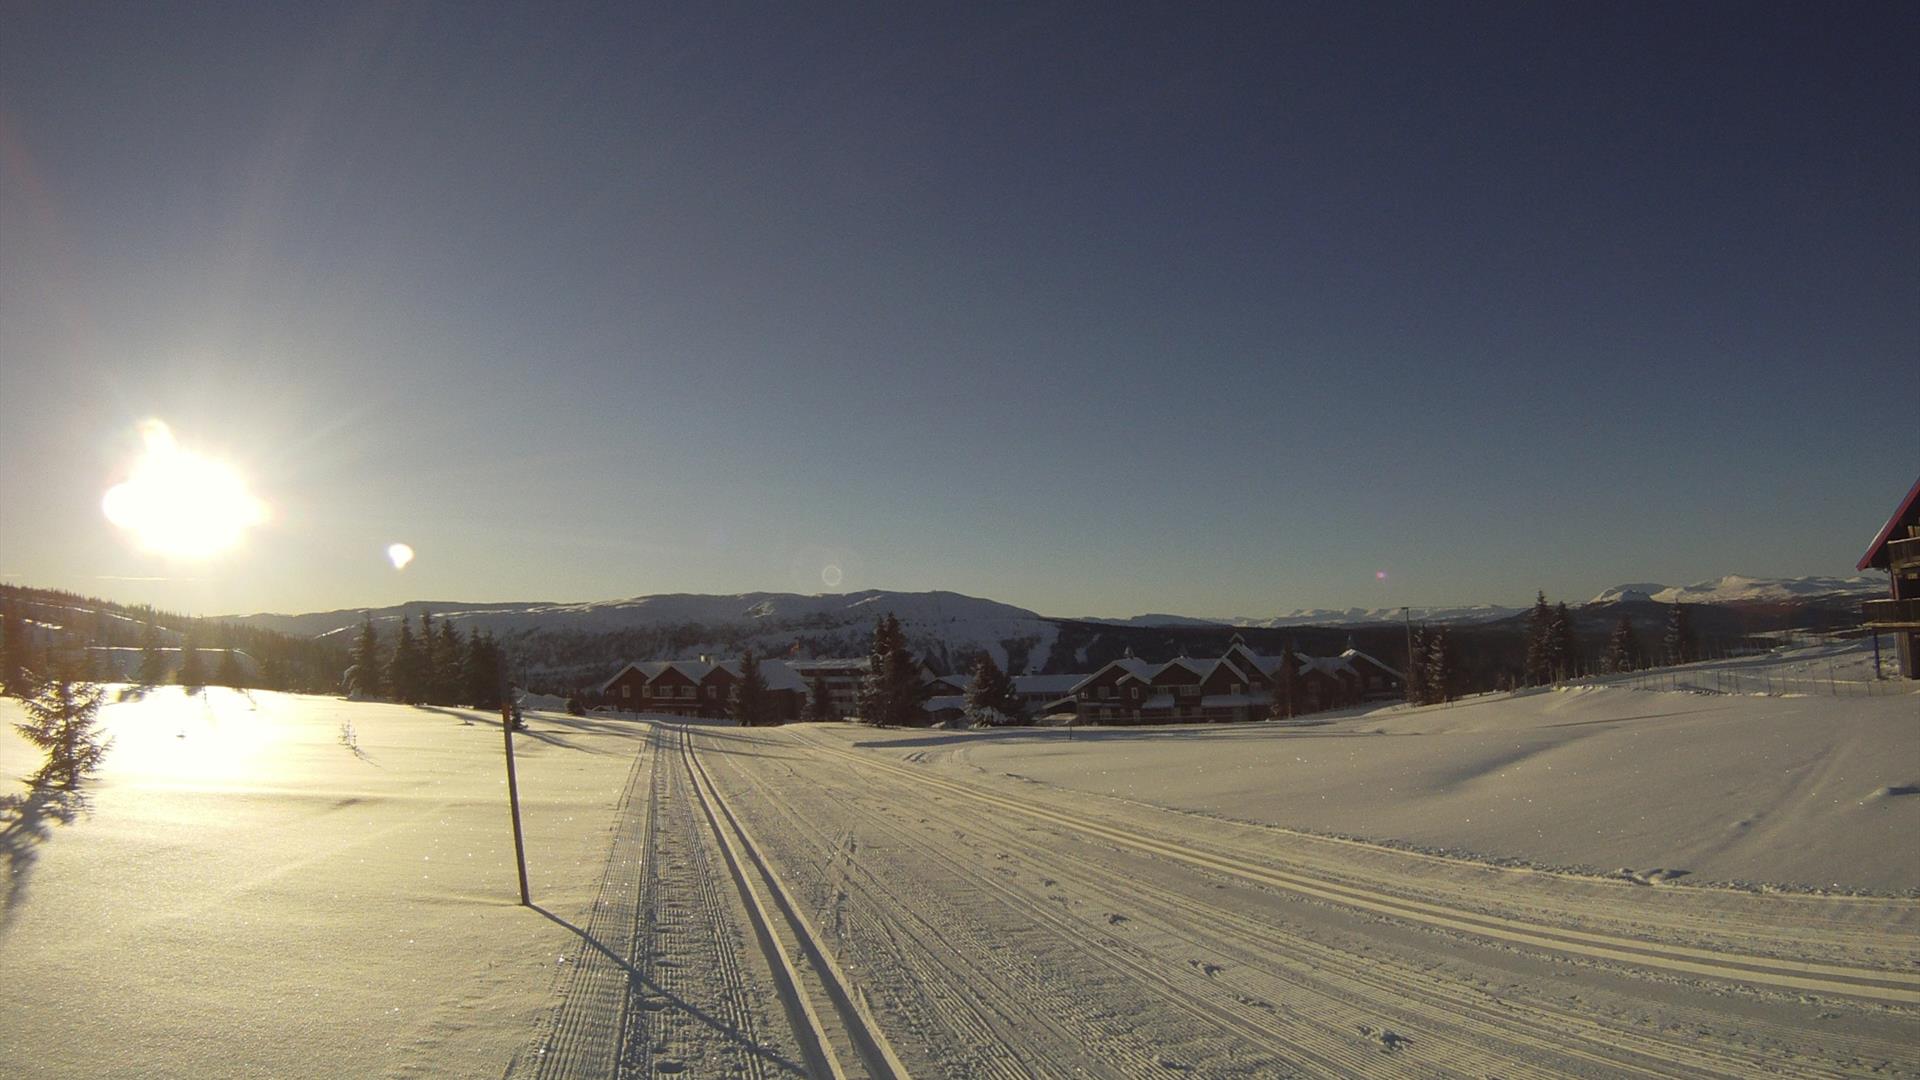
964,654,1022,726
14,672,110,789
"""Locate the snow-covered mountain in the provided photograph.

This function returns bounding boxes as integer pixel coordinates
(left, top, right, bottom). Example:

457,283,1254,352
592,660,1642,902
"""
1587,574,1885,606
1077,605,1523,628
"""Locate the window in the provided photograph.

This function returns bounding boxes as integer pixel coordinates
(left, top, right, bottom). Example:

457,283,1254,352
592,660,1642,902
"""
1231,683,1243,695
621,685,631,699
680,686,694,699
707,686,719,699
641,684,652,697
1099,686,1113,699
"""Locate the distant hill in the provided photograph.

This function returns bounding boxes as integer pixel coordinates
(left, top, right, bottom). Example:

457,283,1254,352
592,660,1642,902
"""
202,572,1884,692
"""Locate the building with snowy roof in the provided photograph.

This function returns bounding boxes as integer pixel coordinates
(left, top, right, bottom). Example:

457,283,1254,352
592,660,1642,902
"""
1858,475,1920,679
1065,636,1401,725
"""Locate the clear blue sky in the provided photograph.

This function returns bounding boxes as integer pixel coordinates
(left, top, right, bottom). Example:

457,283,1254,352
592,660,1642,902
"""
2,2,1915,619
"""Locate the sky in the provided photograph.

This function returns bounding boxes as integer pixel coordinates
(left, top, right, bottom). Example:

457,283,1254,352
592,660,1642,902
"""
2,1,1915,620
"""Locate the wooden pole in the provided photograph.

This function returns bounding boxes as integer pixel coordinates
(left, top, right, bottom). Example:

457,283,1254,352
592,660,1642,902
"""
501,674,531,906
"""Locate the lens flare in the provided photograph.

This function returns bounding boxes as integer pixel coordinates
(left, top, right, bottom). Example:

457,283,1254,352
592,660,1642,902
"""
101,420,268,559
1376,570,1389,581
821,564,844,588
387,543,415,570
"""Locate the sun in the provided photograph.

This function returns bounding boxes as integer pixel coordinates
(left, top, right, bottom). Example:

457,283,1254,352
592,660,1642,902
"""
102,419,268,559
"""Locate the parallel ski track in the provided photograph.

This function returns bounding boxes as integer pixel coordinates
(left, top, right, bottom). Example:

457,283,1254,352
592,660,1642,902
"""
624,724,788,1078
789,729,1920,1006
715,734,1869,1079
706,750,1221,1078
862,759,1890,1077
677,725,911,1080
522,733,657,1078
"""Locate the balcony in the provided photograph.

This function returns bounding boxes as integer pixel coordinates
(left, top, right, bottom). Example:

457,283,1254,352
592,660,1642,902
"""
1862,598,1920,627
1888,535,1920,570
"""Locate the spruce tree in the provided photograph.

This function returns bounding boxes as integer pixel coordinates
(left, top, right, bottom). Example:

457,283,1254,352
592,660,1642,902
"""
15,671,110,789
1424,629,1456,704
731,648,771,726
387,616,423,703
419,611,440,701
1406,626,1428,704
1604,614,1641,674
1523,591,1553,686
463,631,503,710
805,675,836,722
964,654,1021,726
857,614,923,726
1268,642,1300,721
348,615,384,699
1549,602,1576,682
1663,603,1696,666
435,619,463,704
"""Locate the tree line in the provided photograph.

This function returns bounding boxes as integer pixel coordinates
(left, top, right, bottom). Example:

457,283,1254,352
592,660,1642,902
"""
345,610,509,710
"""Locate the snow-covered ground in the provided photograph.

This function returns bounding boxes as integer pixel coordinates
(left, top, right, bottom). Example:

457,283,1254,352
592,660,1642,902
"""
3,664,1917,1077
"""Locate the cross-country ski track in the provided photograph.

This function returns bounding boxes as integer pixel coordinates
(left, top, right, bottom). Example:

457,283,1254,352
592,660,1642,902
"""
510,717,1919,1079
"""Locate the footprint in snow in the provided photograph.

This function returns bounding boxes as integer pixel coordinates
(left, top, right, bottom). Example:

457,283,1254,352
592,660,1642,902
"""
1106,913,1129,926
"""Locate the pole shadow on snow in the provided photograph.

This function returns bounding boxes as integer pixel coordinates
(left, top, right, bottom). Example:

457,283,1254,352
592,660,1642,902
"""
0,782,90,935
523,903,807,1077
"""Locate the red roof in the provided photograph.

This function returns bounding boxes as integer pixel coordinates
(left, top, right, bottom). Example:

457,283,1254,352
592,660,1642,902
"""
1857,475,1920,571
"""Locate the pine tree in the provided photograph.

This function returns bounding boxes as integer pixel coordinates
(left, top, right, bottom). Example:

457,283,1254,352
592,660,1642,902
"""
177,626,205,692
805,675,836,722
15,671,110,789
387,616,423,703
1406,626,1428,704
1424,629,1456,704
137,616,167,688
731,648,772,726
1663,603,1696,666
348,615,384,699
1550,602,1576,682
1523,591,1553,686
1268,642,1300,721
1604,614,1641,674
964,654,1021,726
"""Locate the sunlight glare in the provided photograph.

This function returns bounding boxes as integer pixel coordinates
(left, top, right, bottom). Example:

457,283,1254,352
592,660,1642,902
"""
388,543,415,570
101,420,268,559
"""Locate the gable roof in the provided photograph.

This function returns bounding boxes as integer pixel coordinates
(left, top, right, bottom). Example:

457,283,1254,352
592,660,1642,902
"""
1340,648,1404,680
1858,475,1920,571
